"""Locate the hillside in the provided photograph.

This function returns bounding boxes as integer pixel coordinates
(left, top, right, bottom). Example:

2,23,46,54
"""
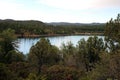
0,19,105,37
46,22,105,26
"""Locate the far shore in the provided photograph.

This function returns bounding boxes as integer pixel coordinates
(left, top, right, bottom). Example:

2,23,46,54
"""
16,33,104,38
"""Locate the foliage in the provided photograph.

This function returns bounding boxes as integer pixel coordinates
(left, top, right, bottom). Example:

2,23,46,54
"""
109,52,120,79
0,28,17,54
0,29,23,63
0,20,105,36
61,42,77,66
105,14,120,42
0,29,27,80
105,14,120,52
87,52,120,80
5,50,25,64
43,65,82,80
28,38,61,74
0,63,16,80
76,36,105,71
0,14,120,80
8,62,31,79
26,73,37,80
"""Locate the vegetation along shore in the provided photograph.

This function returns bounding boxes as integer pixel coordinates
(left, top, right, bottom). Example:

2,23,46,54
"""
0,19,105,38
0,14,120,80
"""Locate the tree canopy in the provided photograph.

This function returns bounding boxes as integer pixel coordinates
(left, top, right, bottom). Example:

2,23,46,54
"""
0,14,120,80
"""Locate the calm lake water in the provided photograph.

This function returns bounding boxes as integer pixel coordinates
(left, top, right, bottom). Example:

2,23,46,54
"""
17,35,104,54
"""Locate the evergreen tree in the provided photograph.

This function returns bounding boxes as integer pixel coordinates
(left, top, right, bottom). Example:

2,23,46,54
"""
28,38,60,74
105,14,120,52
0,29,18,63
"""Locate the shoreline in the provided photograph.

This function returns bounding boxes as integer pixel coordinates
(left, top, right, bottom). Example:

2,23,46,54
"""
16,33,104,38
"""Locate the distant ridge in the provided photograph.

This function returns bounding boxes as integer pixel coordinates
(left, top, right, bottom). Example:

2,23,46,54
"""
0,19,105,26
46,22,105,26
0,19,105,37
0,19,44,24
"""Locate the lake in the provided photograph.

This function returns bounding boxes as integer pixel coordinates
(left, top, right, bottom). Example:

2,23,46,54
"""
17,35,104,54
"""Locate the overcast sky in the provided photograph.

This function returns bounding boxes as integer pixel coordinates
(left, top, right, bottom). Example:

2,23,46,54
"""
0,0,120,23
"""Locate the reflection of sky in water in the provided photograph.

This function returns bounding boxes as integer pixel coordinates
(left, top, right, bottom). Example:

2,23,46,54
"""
17,36,104,54
48,36,91,47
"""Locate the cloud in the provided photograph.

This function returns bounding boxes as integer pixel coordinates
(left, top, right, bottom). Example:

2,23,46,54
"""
37,0,120,10
37,0,93,10
94,0,120,8
0,0,119,23
0,0,83,22
0,0,43,20
0,0,24,19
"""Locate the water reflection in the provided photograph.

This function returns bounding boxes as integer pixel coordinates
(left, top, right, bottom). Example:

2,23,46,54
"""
17,35,104,54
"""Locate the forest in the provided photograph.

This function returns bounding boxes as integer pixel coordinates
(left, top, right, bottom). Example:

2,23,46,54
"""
0,14,120,80
0,19,104,37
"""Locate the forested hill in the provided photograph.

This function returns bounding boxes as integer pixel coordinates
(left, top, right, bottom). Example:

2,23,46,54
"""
46,22,105,26
0,19,105,37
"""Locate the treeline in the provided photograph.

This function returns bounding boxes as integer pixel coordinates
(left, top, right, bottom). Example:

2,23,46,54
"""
0,14,120,80
0,19,105,37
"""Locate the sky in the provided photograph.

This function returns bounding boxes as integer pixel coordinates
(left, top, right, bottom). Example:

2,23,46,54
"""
0,0,120,23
